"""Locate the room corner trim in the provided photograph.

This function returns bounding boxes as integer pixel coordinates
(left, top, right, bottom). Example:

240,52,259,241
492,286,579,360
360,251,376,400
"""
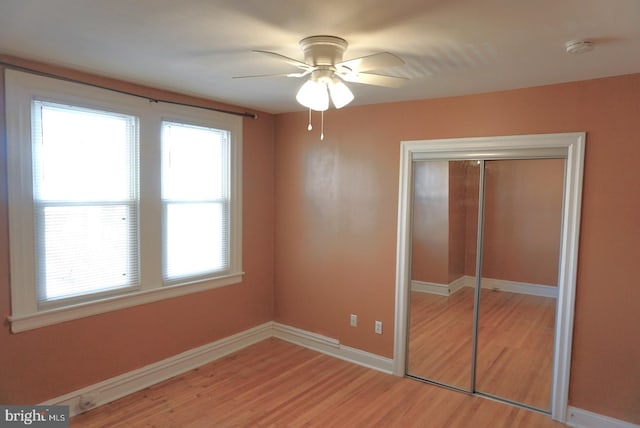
463,275,558,298
42,322,273,417
410,280,452,296
567,406,640,428
272,322,393,374
410,276,470,296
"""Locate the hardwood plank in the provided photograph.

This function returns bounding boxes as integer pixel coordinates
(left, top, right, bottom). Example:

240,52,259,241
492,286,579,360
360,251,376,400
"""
71,338,564,427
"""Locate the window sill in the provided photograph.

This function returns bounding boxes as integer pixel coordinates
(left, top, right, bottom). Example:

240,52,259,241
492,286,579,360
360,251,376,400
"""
8,272,244,333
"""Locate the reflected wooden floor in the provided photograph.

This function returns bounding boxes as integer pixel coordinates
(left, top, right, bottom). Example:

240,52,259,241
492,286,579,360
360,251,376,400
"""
408,288,475,390
408,288,556,410
71,338,563,427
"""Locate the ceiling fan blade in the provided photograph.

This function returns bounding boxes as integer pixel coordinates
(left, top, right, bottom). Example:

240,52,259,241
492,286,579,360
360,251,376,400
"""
233,70,311,79
340,72,408,88
253,50,312,70
336,52,404,73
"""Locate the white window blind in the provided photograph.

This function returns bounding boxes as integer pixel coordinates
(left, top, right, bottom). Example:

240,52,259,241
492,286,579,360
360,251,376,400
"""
32,101,139,303
161,121,230,283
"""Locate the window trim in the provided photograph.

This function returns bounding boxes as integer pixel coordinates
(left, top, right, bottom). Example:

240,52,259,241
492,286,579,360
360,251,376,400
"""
5,69,243,333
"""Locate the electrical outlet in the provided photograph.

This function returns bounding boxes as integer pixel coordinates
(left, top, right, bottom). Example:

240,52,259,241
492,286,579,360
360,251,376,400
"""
350,314,358,327
375,320,383,334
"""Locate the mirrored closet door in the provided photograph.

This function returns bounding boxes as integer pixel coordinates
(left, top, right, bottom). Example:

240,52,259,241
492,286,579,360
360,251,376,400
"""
406,160,479,391
406,156,565,413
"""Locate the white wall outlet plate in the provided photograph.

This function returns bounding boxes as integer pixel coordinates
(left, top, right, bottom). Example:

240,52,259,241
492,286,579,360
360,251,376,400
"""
375,321,383,334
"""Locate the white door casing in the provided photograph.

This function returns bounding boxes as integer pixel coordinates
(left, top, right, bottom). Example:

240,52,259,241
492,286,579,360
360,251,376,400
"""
392,132,585,422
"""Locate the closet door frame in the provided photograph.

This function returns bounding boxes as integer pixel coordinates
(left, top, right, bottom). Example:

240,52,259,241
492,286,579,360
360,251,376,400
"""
392,133,585,422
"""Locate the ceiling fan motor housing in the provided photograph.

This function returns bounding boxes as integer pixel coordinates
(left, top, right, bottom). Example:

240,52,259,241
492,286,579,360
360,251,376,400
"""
299,35,348,67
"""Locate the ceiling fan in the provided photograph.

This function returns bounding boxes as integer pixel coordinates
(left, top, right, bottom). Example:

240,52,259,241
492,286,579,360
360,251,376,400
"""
236,35,407,112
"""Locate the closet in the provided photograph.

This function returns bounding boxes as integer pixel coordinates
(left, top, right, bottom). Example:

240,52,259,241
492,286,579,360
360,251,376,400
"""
394,133,585,419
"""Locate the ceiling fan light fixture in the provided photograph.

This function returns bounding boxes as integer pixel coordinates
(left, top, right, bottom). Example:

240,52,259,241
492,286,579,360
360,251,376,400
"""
296,79,329,111
328,79,354,109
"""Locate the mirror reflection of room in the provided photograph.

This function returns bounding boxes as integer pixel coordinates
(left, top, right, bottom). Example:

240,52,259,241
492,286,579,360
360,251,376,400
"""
476,158,564,410
407,158,564,412
407,160,479,391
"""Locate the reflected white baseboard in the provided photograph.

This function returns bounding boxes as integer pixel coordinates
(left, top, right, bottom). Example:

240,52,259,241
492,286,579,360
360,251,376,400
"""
411,280,453,296
412,276,557,298
464,276,558,298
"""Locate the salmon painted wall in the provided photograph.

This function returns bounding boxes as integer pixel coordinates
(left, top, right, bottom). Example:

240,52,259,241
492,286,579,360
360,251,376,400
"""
447,161,468,283
274,74,640,423
411,161,449,284
461,159,563,285
482,159,564,286
411,160,476,285
0,58,276,404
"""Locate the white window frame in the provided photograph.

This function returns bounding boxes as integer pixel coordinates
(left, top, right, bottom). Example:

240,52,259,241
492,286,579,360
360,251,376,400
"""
5,70,243,333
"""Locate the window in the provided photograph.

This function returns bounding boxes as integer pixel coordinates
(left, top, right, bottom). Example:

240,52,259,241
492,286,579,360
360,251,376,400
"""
33,102,139,304
5,70,243,332
162,121,230,283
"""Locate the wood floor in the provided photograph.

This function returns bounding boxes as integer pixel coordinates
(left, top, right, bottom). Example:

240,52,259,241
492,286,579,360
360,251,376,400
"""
408,288,556,410
71,338,564,427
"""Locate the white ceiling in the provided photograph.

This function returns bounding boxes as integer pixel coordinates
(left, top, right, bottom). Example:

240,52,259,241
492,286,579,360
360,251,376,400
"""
1,0,639,114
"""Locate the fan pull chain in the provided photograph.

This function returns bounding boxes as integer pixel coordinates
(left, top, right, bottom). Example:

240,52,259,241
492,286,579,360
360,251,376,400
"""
307,108,313,131
320,110,325,141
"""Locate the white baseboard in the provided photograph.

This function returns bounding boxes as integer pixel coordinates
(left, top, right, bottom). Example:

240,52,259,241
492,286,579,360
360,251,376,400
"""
411,280,451,296
449,276,466,294
411,275,466,296
463,275,558,298
272,322,393,374
42,322,273,417
42,322,630,428
42,321,393,417
567,406,640,428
